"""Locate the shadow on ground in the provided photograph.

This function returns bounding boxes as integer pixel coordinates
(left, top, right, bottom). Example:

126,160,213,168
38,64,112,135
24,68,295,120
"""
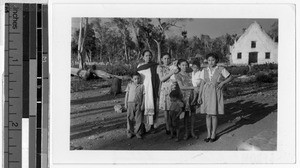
71,92,125,105
71,97,277,149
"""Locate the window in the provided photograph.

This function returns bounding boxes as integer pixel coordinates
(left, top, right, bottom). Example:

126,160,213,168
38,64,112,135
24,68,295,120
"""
265,52,270,59
237,52,242,59
251,41,256,48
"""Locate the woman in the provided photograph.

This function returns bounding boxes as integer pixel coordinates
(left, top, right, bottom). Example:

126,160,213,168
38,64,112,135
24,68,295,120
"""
137,50,160,133
157,53,178,134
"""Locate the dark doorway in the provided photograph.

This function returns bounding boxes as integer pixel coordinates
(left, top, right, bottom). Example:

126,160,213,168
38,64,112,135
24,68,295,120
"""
249,52,258,64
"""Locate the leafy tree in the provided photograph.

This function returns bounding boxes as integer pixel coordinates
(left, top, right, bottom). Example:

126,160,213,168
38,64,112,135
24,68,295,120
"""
268,21,278,42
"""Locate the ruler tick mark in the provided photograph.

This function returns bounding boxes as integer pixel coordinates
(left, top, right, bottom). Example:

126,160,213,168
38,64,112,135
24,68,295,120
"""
8,32,21,35
8,129,21,131
8,64,22,66
9,161,20,163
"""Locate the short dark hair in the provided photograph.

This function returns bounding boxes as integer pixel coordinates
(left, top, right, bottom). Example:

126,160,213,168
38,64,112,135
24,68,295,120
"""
162,53,171,58
169,90,181,99
191,60,200,68
177,59,189,67
206,53,219,63
142,50,153,57
131,71,141,78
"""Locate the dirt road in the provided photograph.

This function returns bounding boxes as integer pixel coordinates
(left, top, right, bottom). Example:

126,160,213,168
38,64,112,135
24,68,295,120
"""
70,84,277,150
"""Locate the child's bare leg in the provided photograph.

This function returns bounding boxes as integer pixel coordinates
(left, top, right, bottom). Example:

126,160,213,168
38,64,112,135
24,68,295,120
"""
211,115,218,139
206,114,212,139
191,91,198,105
190,113,198,139
164,110,170,134
175,128,180,142
169,126,174,139
183,112,189,140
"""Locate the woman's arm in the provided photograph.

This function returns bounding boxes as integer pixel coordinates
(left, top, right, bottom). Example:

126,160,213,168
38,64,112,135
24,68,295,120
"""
157,66,176,83
124,91,129,109
177,79,197,90
217,75,234,90
197,80,204,104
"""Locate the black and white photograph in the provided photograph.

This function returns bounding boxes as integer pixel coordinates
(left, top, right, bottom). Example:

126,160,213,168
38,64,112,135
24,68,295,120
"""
49,2,296,165
70,17,278,151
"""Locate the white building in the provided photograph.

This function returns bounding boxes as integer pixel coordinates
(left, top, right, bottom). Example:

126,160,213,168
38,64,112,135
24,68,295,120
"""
229,21,278,65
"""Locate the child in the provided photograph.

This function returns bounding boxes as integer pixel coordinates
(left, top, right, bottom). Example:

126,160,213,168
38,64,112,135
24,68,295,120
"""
124,72,144,139
168,90,185,142
175,59,198,140
198,53,233,142
190,60,202,106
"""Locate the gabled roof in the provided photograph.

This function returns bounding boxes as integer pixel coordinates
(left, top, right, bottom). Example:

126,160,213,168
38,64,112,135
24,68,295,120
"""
232,21,277,49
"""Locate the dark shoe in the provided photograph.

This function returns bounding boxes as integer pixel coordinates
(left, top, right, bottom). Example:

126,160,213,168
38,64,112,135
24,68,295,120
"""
166,130,170,135
204,138,211,142
209,138,217,143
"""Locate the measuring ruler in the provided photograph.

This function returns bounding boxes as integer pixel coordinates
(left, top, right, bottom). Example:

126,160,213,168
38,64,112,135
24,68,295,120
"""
4,3,48,168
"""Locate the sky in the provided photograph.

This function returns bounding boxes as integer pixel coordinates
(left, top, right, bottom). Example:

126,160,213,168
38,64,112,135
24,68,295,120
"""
72,18,277,39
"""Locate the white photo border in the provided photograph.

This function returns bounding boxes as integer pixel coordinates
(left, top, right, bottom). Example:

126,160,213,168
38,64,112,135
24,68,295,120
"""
50,2,296,165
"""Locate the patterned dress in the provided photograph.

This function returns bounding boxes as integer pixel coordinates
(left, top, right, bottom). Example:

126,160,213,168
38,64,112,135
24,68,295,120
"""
157,65,172,111
174,73,194,113
200,66,230,115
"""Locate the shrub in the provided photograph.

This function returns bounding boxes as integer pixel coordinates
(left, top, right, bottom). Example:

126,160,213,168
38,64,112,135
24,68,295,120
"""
255,72,275,83
227,66,250,76
248,63,278,75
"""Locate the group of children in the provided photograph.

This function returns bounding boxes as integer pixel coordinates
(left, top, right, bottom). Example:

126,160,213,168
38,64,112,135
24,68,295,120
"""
124,51,233,142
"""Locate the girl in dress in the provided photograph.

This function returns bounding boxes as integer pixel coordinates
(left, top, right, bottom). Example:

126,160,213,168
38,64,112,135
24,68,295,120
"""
175,59,198,140
198,53,233,142
137,50,160,133
157,53,179,134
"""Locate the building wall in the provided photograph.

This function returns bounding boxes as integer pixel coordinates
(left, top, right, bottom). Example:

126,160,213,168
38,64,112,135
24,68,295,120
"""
230,23,278,65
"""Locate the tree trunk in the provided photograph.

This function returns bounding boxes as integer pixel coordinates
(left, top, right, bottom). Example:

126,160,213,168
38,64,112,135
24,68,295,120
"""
78,18,88,70
154,40,161,63
127,48,131,62
124,40,128,62
86,49,92,63
145,38,151,51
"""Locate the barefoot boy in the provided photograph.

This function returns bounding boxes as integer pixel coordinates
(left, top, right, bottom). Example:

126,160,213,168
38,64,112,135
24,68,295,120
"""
124,72,144,139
